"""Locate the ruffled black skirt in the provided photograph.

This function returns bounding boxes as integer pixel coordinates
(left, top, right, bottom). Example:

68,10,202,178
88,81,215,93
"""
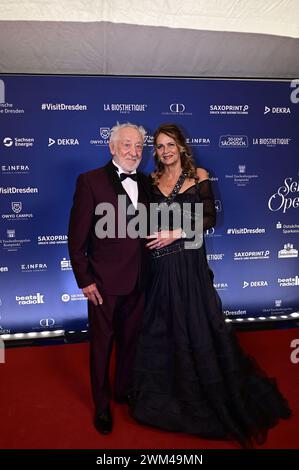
131,244,291,447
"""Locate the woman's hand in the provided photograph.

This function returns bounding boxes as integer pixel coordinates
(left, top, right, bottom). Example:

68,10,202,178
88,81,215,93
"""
146,228,183,250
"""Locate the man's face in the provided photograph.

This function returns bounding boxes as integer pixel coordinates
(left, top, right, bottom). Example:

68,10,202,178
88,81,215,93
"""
109,127,143,173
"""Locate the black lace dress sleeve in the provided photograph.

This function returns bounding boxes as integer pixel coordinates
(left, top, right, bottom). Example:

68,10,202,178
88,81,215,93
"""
198,179,216,231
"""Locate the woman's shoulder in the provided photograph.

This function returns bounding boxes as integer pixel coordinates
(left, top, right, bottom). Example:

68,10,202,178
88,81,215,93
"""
196,167,209,183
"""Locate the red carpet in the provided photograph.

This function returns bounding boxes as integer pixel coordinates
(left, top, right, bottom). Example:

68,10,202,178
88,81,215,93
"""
0,328,298,449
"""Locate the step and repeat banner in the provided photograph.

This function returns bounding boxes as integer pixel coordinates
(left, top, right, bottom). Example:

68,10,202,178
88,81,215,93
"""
0,75,298,335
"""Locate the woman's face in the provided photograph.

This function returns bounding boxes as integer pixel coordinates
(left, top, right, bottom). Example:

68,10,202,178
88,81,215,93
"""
155,133,180,167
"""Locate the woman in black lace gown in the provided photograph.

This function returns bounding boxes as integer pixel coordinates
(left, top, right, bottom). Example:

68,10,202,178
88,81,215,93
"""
130,124,291,447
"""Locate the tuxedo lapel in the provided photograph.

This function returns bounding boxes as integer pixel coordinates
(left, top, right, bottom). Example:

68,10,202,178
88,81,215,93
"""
105,160,128,198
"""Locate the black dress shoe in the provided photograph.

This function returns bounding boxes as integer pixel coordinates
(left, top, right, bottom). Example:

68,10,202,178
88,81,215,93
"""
94,405,112,434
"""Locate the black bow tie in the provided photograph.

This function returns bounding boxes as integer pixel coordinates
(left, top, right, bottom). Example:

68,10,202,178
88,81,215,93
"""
119,173,137,182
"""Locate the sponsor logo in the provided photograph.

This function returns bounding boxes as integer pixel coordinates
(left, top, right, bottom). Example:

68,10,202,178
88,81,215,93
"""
1,165,30,175
37,234,68,245
253,137,291,146
268,177,299,213
90,127,110,147
60,258,72,271
3,137,13,147
103,103,147,113
278,243,298,258
2,202,33,221
204,227,222,238
7,229,15,238
3,137,34,148
278,276,299,287
206,253,225,261
1,230,31,253
16,293,45,305
227,227,266,235
215,200,222,212
12,202,22,214
219,135,248,148
48,137,79,146
61,293,86,302
264,106,291,114
243,280,268,288
225,166,259,187
100,127,110,139
214,282,228,290
210,104,249,115
41,103,87,111
39,318,55,327
143,134,154,147
276,221,299,234
0,186,38,194
21,263,48,273
0,80,25,114
262,299,294,315
186,137,211,147
162,103,192,116
234,250,270,261
223,309,247,317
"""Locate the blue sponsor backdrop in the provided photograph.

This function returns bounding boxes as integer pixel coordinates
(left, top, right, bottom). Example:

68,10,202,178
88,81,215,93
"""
0,75,298,334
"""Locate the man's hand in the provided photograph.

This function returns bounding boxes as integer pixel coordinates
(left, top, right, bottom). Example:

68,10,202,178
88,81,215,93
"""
82,283,103,306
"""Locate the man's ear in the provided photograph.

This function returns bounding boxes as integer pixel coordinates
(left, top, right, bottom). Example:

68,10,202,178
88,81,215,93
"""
109,141,115,155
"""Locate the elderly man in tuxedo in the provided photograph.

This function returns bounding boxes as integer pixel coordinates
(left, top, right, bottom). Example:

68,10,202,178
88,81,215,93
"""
68,122,150,434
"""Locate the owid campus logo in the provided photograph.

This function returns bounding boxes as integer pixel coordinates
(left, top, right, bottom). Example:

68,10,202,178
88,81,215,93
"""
100,127,110,139
268,177,299,213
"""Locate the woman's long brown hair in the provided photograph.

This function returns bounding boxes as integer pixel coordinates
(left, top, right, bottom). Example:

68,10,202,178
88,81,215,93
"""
152,123,198,185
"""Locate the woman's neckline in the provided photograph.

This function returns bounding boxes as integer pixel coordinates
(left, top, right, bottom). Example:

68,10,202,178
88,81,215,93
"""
155,179,209,198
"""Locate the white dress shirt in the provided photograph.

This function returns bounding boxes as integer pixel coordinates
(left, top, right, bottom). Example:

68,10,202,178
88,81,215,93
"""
112,160,138,209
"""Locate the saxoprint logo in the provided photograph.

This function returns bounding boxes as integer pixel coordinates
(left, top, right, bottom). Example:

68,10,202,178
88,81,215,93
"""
37,234,68,245
210,104,249,115
48,137,79,147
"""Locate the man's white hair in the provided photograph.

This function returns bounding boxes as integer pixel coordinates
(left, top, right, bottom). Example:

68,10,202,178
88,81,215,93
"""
109,122,146,143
